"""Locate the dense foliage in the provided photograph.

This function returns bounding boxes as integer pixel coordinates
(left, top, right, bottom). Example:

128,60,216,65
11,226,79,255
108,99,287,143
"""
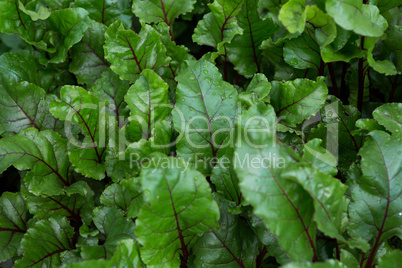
0,0,401,267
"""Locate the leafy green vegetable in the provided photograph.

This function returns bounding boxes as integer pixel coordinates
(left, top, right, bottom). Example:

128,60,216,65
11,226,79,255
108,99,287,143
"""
104,21,170,83
135,156,219,266
0,193,27,262
0,1,401,267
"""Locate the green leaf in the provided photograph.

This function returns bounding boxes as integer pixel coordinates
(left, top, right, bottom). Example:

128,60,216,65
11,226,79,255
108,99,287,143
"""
173,59,238,175
340,249,360,267
326,0,388,37
383,25,402,72
309,97,364,175
305,5,337,48
234,103,317,261
302,139,337,176
75,0,132,28
100,178,144,218
283,164,369,251
0,128,72,195
366,38,397,76
239,73,272,107
132,0,196,25
135,156,219,266
0,0,34,35
281,259,347,268
373,103,402,136
69,20,110,87
0,81,60,134
26,181,94,223
92,206,135,246
154,23,194,90
18,1,51,21
90,69,130,125
270,77,328,127
192,206,259,267
63,239,145,268
226,0,277,76
193,0,244,52
0,51,72,94
349,131,402,246
50,86,108,180
356,118,386,132
41,8,91,64
278,0,305,34
260,37,284,65
104,21,171,83
15,217,74,268
105,120,172,181
40,0,72,10
125,69,171,140
0,192,27,262
211,158,243,210
283,27,322,70
249,214,291,265
378,250,402,268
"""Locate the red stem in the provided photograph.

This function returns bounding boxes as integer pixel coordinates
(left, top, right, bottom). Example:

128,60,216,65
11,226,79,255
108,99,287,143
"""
328,62,339,97
357,36,366,112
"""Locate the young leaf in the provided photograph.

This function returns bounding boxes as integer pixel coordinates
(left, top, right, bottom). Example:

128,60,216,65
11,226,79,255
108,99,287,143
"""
173,59,238,175
100,177,144,218
239,73,272,107
270,77,328,127
135,156,220,266
125,69,171,140
69,20,110,87
40,8,91,64
105,120,172,181
50,86,108,180
92,206,135,245
326,0,388,37
104,21,171,83
90,69,130,126
154,23,194,90
14,217,74,268
193,0,244,53
0,193,27,262
349,131,402,252
0,128,72,196
0,81,60,134
192,206,259,267
75,0,132,28
18,2,51,21
234,103,317,261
